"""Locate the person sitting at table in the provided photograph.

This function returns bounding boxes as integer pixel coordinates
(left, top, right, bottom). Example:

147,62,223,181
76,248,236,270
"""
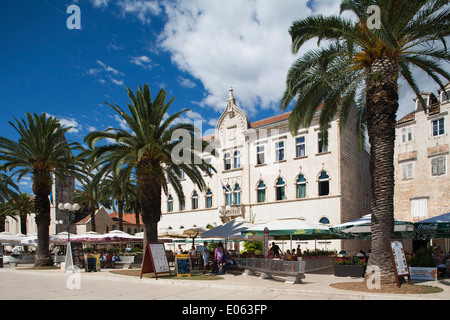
291,249,297,261
284,249,292,260
105,252,113,268
112,252,121,266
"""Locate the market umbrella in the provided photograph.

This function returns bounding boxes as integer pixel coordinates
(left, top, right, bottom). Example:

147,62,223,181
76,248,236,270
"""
241,217,334,240
98,230,142,243
201,217,254,240
414,212,450,240
0,232,26,244
330,214,415,240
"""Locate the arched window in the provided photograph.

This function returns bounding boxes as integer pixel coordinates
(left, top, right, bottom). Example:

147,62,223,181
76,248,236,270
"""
225,185,232,205
318,170,330,196
319,217,330,225
276,177,286,200
192,191,199,209
257,180,266,203
233,184,241,205
167,195,173,212
296,175,307,199
224,152,231,170
205,189,212,208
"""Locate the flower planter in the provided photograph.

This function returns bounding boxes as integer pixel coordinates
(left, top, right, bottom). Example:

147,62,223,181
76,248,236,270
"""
334,265,366,278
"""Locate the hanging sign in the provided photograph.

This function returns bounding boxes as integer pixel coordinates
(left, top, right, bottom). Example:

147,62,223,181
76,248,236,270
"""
387,239,411,287
140,243,171,280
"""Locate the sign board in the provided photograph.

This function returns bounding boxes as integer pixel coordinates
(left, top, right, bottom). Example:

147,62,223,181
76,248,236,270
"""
409,267,438,281
140,243,171,280
175,254,191,277
65,242,85,272
71,242,86,269
387,239,411,287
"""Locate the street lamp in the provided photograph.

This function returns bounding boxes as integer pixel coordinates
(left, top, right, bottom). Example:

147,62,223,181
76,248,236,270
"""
58,202,80,242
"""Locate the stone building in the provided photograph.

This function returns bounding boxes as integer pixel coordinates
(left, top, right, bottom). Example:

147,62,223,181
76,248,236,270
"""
159,88,371,253
394,83,450,250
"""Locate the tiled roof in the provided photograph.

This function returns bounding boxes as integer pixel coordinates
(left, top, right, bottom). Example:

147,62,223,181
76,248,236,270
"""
397,111,415,124
250,112,291,128
109,212,143,225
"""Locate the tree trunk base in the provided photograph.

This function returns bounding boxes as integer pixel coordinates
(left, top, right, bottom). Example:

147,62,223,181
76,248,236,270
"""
34,256,54,267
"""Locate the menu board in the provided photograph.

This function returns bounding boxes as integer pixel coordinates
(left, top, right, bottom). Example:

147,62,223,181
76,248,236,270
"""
149,243,171,274
390,240,409,275
387,239,411,287
140,243,171,280
71,242,86,269
175,254,191,277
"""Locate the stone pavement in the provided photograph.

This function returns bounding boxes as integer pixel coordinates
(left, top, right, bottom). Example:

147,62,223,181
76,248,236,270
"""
0,264,449,301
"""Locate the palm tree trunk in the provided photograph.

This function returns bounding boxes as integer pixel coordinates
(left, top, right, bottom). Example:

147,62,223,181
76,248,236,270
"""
34,193,53,266
90,209,96,232
20,212,27,235
138,169,161,247
365,55,398,284
118,200,124,231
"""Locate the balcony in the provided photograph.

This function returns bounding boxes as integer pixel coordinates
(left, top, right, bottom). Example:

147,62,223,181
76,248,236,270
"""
218,204,246,223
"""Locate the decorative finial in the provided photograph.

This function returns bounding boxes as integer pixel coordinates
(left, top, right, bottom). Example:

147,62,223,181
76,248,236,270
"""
228,87,235,101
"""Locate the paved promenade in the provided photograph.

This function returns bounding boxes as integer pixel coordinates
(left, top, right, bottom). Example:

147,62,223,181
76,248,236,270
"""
0,264,449,301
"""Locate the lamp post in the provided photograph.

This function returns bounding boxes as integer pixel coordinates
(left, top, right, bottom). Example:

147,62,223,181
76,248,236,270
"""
58,202,79,272
57,203,80,242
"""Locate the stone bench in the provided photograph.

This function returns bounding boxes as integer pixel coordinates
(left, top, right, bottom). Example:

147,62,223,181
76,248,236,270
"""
114,256,135,269
235,258,306,284
3,255,35,266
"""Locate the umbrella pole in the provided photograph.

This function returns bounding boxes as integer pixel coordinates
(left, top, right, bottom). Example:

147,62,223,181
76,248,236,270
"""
290,235,292,251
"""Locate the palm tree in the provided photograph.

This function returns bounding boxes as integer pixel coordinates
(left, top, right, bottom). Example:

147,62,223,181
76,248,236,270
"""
84,84,215,245
281,0,450,283
97,166,137,231
0,113,82,266
73,178,102,233
4,192,34,235
123,185,142,234
0,173,19,232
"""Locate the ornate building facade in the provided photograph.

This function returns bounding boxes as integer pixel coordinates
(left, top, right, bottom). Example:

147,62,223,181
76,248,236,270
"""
160,88,371,252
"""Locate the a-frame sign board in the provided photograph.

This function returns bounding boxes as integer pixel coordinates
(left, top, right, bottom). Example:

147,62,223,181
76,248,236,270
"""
387,239,412,288
140,242,172,280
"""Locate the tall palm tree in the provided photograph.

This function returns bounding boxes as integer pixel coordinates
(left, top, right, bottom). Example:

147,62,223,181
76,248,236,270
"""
281,0,450,283
4,192,34,235
73,178,102,233
97,166,137,231
123,185,142,234
84,84,215,245
0,113,82,266
0,173,19,232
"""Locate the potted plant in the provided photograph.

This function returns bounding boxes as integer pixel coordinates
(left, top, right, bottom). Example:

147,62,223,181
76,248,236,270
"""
333,256,367,277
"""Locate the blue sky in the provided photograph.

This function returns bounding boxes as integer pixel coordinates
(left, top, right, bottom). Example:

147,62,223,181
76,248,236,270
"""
1,0,449,194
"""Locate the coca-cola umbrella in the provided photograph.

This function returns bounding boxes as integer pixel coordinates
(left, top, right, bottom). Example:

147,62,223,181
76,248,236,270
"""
330,214,415,240
414,212,450,240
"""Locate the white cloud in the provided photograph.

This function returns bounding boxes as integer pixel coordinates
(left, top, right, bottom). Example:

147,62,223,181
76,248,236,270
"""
109,77,124,86
114,114,130,131
130,55,153,69
158,0,343,116
177,76,196,88
90,0,110,8
46,113,83,134
117,0,161,24
96,60,124,76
